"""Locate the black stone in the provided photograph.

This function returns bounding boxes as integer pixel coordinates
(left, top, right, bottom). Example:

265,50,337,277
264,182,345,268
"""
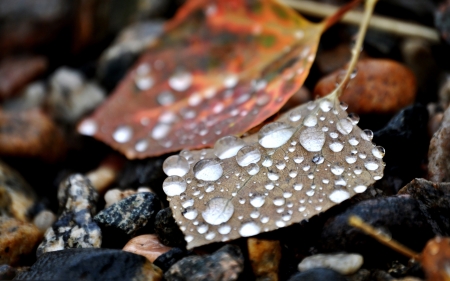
165,244,244,281
373,104,429,194
154,207,186,248
14,248,161,280
154,247,191,272
287,268,347,281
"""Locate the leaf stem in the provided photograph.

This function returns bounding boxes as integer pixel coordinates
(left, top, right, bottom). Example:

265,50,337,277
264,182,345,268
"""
348,215,421,260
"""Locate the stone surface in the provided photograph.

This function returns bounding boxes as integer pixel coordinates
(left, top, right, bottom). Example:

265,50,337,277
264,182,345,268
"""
287,268,347,281
0,217,42,266
154,207,186,248
420,237,450,281
165,244,244,281
37,174,101,257
32,210,56,233
48,67,105,124
2,82,46,111
104,188,136,208
248,238,281,281
123,234,172,262
0,57,47,99
94,192,160,236
314,59,416,114
428,104,450,182
15,248,162,280
154,247,190,272
0,160,37,221
0,264,17,280
298,253,363,275
0,109,66,162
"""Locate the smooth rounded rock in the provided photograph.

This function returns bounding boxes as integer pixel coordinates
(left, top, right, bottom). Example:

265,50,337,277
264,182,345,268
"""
123,234,172,262
298,253,363,275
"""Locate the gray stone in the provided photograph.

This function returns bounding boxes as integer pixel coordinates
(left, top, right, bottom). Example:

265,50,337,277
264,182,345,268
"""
298,253,363,275
36,174,101,257
428,105,450,182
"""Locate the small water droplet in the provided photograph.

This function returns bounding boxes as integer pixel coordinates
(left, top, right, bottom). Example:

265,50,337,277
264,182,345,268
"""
354,185,367,193
239,222,261,237
157,91,175,106
329,190,350,203
312,155,324,164
236,146,261,167
250,195,265,208
250,210,260,219
218,224,231,234
113,126,133,143
283,192,292,198
319,99,333,112
345,154,357,164
304,115,318,127
289,169,298,178
300,127,326,152
329,142,344,152
163,176,187,196
202,197,234,225
348,113,360,125
306,101,316,110
273,197,285,206
197,224,208,234
258,122,296,148
364,161,379,171
361,129,374,141
340,101,348,110
372,146,385,158
262,156,273,167
354,166,363,175
193,159,223,181
331,163,344,175
185,235,193,242
276,160,286,170
294,156,304,163
151,123,171,140
289,108,302,122
294,183,303,190
182,207,198,220
349,137,359,146
224,74,238,88
214,136,245,159
246,163,260,175
135,76,154,91
163,155,190,177
78,119,97,136
268,171,279,181
169,71,193,91
306,190,315,196
337,118,353,135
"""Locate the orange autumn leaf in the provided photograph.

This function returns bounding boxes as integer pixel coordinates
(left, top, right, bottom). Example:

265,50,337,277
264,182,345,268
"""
79,0,361,159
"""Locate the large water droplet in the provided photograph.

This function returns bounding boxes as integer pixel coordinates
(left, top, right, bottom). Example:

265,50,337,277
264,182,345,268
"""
236,146,261,167
329,190,350,203
239,222,261,237
163,176,186,196
163,155,190,176
258,122,295,148
113,126,133,143
214,136,245,159
193,159,223,181
169,71,193,91
329,142,344,152
250,195,265,208
372,146,385,158
299,127,326,152
336,118,353,135
182,207,198,220
202,197,234,225
304,115,318,127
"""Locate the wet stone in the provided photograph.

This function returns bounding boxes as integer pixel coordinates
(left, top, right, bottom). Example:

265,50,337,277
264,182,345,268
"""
428,104,450,182
36,174,101,257
123,234,172,263
248,238,281,281
154,208,186,248
287,268,347,281
15,248,163,280
298,253,363,275
94,192,160,236
0,217,42,266
154,248,190,272
165,244,244,281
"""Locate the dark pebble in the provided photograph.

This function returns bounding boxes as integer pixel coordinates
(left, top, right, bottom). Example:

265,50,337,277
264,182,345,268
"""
287,268,347,281
153,247,190,272
0,264,16,280
154,207,186,248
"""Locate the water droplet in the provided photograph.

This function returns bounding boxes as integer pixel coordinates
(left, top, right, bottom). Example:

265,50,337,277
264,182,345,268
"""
361,129,373,141
304,115,318,127
331,163,344,175
294,183,303,190
262,156,273,167
78,119,97,136
329,142,344,152
312,155,324,164
239,222,261,237
245,163,259,175
319,99,333,112
197,224,208,234
340,102,348,110
348,113,360,125
276,160,286,170
135,76,154,90
169,71,193,91
250,195,265,208
306,101,316,110
202,197,234,225
205,232,216,240
223,74,239,88
218,224,231,235
236,146,261,167
193,159,223,181
289,108,302,122
335,178,347,186
298,206,306,212
294,156,304,163
345,154,357,164
354,167,363,175
163,176,186,196
250,210,260,218
213,136,246,159
299,127,326,152
306,190,315,196
337,118,353,135
113,126,133,143
364,161,379,171
354,185,367,193
182,207,198,220
268,171,279,181
273,197,285,206
258,122,295,148
289,169,298,178
185,235,193,242
329,190,350,203
151,123,171,140
349,137,359,146
157,91,175,106
163,155,190,176
283,192,292,198
372,146,385,158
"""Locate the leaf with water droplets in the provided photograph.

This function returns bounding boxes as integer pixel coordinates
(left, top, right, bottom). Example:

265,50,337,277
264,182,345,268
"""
78,0,360,159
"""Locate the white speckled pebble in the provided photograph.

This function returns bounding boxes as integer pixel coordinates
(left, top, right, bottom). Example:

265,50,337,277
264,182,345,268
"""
298,253,363,275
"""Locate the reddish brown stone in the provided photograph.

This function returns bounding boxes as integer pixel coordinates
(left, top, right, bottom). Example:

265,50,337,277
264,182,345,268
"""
0,57,47,99
0,109,66,162
123,234,172,262
314,59,417,114
421,237,450,281
248,238,281,281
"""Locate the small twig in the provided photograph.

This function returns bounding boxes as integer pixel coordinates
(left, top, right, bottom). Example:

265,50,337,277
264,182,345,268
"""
348,215,421,260
281,0,440,43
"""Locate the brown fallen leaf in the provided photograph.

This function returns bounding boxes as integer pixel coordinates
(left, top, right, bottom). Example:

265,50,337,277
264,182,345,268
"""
314,59,417,115
78,0,361,159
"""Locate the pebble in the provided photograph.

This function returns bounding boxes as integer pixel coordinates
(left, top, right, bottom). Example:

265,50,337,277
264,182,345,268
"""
0,160,37,221
86,154,124,193
287,268,347,281
154,248,190,272
0,109,66,162
2,81,46,111
32,210,56,233
248,238,281,281
0,217,42,266
165,244,244,281
420,237,450,281
298,253,363,275
314,59,416,114
48,67,105,124
36,174,101,257
0,264,17,280
94,192,160,236
428,104,450,182
104,188,136,207
15,248,162,280
154,207,186,248
123,234,172,262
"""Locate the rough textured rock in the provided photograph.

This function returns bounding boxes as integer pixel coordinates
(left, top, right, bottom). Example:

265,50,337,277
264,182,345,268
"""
428,105,450,182
94,192,160,235
123,234,172,262
314,59,416,114
154,248,190,272
0,160,37,221
0,109,66,162
298,253,363,275
248,238,281,281
154,207,186,248
165,245,244,281
36,174,101,257
15,248,162,280
0,217,42,265
287,268,347,281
